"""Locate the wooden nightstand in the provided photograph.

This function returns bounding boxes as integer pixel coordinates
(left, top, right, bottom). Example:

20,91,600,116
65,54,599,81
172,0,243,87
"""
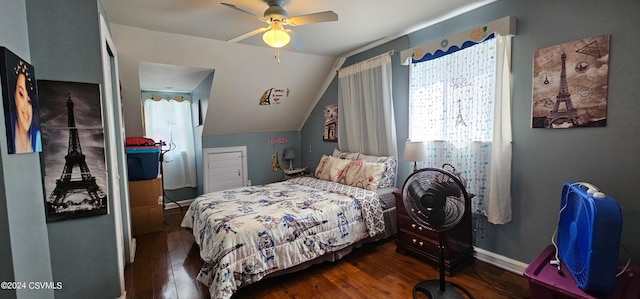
393,190,474,276
283,167,309,179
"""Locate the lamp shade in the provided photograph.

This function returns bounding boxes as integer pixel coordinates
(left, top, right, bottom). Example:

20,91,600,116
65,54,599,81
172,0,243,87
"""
283,147,296,160
403,141,427,162
262,21,290,48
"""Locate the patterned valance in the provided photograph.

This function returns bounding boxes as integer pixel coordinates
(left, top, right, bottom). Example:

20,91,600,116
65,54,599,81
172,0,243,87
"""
141,91,191,102
401,16,515,65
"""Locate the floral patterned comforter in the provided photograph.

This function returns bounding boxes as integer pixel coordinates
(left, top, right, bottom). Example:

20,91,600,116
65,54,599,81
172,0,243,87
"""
181,177,386,299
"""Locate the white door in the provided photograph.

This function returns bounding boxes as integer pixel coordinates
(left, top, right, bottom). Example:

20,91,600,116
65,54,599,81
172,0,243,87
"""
99,15,127,297
204,146,247,193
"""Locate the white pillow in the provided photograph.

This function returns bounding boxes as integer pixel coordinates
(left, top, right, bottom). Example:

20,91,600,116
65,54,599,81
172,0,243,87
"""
332,148,360,160
359,154,397,188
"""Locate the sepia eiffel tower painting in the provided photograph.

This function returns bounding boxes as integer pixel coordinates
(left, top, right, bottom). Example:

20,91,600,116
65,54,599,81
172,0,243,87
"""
531,35,610,128
39,80,108,222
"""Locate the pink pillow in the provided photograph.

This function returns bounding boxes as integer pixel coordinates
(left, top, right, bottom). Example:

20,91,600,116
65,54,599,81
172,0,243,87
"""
337,160,386,190
314,155,352,182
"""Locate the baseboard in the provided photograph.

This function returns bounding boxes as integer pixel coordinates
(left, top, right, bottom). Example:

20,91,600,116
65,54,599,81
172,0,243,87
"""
164,199,194,210
129,238,136,263
474,246,529,275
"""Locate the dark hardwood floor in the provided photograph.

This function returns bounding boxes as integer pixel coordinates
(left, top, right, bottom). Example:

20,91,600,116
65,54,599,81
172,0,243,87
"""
125,208,531,299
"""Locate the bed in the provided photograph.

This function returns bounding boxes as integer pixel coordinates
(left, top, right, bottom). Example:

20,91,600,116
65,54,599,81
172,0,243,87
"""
181,151,398,299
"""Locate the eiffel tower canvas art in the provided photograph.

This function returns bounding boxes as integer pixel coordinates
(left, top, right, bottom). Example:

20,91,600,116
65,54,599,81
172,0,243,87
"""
531,35,610,128
38,80,108,222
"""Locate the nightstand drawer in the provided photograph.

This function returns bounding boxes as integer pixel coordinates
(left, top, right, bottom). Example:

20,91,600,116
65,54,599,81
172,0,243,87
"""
397,213,438,239
396,231,438,257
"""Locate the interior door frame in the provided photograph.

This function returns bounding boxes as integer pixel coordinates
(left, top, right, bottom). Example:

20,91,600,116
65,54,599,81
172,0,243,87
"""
99,14,128,298
203,146,248,193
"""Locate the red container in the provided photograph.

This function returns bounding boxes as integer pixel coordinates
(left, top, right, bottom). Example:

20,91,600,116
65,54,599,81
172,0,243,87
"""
125,137,156,147
524,245,640,299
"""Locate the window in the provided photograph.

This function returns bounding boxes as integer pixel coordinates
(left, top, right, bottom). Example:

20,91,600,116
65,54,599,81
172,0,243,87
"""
143,96,197,190
409,37,495,145
408,34,512,224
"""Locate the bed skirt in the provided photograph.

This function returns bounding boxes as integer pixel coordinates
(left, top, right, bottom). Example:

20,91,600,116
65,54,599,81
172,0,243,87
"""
252,206,397,280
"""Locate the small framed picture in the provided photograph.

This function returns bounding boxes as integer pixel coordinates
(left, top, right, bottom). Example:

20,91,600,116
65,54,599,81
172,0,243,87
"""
323,104,338,142
0,47,42,154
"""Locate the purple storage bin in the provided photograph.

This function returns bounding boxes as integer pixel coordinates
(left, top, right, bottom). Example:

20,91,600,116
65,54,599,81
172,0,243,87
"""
524,245,640,299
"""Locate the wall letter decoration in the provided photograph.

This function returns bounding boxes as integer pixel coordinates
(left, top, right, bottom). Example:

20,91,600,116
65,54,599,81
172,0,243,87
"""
259,88,290,105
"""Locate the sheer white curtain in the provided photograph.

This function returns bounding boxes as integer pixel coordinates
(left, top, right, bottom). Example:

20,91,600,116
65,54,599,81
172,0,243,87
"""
143,98,197,190
409,35,512,224
337,52,397,156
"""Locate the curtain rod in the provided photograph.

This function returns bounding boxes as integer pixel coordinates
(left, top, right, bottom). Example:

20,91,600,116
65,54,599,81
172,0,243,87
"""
336,50,395,74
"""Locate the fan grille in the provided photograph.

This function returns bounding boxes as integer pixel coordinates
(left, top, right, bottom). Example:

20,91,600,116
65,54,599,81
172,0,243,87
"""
559,190,591,283
402,168,468,232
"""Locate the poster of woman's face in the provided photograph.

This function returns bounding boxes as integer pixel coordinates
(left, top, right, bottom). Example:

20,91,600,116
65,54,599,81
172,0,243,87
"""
0,47,42,154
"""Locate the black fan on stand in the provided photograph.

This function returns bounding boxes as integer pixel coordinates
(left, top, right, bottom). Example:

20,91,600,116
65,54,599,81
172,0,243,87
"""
402,167,473,299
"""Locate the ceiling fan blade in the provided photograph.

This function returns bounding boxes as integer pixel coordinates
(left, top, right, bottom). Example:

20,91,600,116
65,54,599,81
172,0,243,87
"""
288,11,338,26
221,2,261,18
227,27,268,43
288,30,307,51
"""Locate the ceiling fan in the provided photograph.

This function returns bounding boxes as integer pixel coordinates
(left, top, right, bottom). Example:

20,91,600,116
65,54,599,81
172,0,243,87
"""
221,0,338,50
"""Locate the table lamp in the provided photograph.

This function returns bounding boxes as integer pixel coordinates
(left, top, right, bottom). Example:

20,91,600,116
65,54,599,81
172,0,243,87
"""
403,141,427,172
283,147,296,170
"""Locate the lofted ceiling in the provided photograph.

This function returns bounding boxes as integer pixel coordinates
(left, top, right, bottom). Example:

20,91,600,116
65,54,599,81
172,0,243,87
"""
101,0,495,136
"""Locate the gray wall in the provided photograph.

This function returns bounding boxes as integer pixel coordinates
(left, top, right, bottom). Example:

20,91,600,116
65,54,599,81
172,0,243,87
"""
302,0,640,265
0,0,54,299
26,0,122,298
300,77,340,169
203,131,301,186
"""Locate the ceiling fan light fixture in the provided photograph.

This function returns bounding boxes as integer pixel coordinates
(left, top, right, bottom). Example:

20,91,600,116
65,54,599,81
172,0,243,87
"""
262,21,290,48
